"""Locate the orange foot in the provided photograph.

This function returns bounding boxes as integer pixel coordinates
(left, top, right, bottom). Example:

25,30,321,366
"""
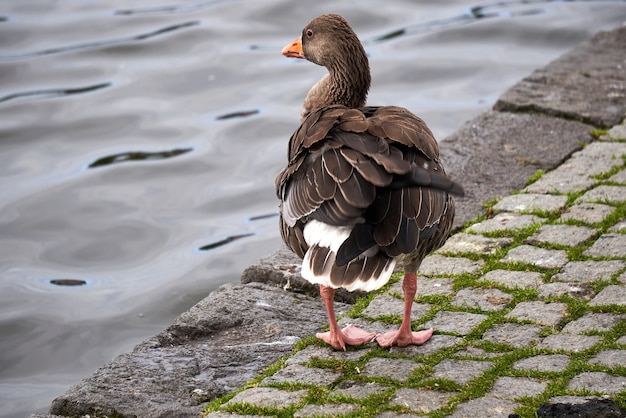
376,327,433,348
316,324,377,351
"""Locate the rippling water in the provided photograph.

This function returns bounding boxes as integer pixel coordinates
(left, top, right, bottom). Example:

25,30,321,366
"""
1,1,625,416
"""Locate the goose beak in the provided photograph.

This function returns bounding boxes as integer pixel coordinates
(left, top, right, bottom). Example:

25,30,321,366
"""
282,36,305,59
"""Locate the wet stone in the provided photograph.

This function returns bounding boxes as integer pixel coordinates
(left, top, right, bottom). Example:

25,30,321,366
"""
584,234,626,258
589,285,626,306
489,376,547,399
452,287,513,312
362,357,423,382
449,397,519,418
436,233,514,255
226,387,307,408
526,224,596,247
561,312,626,334
294,403,361,417
493,193,568,213
482,323,542,348
553,260,625,284
419,254,485,276
391,388,454,413
505,301,568,327
512,354,570,372
389,334,462,356
262,363,341,386
480,269,543,289
559,203,615,224
431,359,493,385
423,311,488,335
467,213,542,234
568,372,626,394
588,350,626,368
502,245,568,269
330,381,388,400
539,334,602,352
538,282,595,300
361,295,429,320
577,185,626,204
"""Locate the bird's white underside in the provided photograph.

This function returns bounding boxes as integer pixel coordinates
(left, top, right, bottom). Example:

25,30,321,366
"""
301,220,396,292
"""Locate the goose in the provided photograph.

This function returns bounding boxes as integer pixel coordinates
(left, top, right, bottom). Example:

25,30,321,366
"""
276,14,464,350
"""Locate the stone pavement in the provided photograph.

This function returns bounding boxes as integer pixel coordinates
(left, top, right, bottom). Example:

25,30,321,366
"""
205,123,626,417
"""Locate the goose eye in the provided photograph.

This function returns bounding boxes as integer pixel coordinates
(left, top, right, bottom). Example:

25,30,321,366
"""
306,29,314,38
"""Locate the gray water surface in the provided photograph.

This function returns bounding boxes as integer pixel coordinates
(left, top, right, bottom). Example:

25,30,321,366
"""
1,1,625,416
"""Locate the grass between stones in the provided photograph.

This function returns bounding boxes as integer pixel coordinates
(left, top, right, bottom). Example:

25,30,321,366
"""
203,142,626,417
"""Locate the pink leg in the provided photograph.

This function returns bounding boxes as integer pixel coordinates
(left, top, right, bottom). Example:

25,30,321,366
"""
376,272,433,348
316,284,377,351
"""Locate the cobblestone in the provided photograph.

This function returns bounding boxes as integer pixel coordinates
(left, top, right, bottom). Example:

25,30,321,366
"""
512,354,570,372
210,119,626,418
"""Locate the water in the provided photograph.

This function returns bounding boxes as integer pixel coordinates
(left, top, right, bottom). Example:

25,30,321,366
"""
0,1,624,416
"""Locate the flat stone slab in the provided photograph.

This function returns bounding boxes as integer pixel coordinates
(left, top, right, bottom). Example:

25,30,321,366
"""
538,282,595,300
584,234,626,258
431,359,493,385
526,224,596,247
262,363,342,386
482,323,542,348
493,194,568,213
294,403,361,417
553,260,625,283
286,345,367,366
226,387,307,408
494,26,626,127
526,142,626,194
512,354,570,372
567,372,626,394
391,388,454,413
577,185,626,204
48,282,341,418
436,233,514,255
362,357,423,382
389,335,463,357
502,245,568,269
562,313,625,334
589,285,626,306
489,376,547,399
423,311,488,335
452,288,513,312
441,111,593,229
449,397,519,418
588,350,626,368
559,203,616,224
330,381,388,400
525,171,596,194
505,301,568,327
419,254,485,276
362,295,430,320
467,213,542,234
480,270,543,289
539,334,602,352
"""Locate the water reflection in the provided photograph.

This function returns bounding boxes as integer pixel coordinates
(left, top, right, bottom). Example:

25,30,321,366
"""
88,148,192,168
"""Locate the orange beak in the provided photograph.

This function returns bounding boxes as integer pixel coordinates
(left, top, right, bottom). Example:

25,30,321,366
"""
282,36,305,59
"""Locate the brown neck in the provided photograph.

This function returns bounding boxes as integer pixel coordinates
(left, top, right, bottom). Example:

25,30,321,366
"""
302,46,371,119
